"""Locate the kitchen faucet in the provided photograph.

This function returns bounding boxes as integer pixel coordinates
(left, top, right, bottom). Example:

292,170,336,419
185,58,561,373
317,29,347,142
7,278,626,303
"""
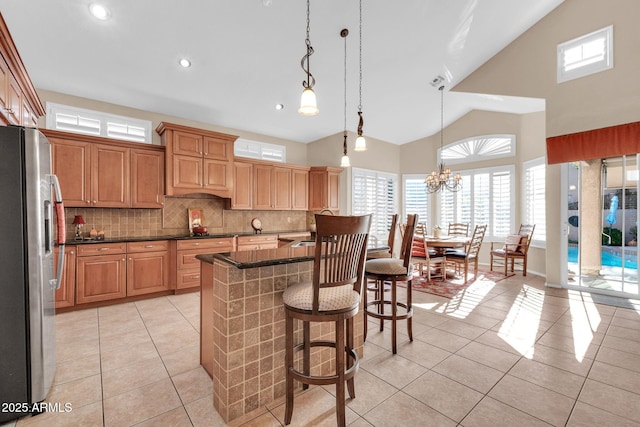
318,208,335,215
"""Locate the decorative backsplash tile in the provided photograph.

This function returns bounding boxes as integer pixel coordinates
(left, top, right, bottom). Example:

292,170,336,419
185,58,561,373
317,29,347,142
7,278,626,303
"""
63,195,309,241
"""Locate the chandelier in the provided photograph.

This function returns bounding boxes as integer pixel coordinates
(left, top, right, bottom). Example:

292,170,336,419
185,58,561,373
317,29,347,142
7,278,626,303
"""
425,85,462,193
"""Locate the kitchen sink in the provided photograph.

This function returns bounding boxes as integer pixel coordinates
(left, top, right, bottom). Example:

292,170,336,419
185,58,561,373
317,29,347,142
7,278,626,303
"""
290,240,315,247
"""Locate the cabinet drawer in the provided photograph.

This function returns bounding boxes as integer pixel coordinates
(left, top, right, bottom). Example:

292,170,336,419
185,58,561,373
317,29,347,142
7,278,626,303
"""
127,240,170,253
77,242,127,256
176,237,234,251
237,235,278,245
177,269,201,289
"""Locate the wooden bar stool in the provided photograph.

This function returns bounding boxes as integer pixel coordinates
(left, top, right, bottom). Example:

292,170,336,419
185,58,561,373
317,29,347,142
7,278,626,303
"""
283,214,371,427
363,214,418,354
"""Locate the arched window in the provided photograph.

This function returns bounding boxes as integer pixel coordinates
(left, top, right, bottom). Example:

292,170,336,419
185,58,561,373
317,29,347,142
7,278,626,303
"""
441,134,516,164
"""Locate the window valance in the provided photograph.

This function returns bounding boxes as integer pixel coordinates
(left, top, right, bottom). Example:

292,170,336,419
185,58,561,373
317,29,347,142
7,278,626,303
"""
546,121,640,164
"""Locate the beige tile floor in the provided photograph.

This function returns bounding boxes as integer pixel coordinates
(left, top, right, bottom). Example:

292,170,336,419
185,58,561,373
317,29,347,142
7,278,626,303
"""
3,272,640,426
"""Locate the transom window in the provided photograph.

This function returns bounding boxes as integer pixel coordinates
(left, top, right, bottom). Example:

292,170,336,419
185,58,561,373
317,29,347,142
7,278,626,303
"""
441,134,515,164
46,102,152,144
557,25,613,83
234,138,286,162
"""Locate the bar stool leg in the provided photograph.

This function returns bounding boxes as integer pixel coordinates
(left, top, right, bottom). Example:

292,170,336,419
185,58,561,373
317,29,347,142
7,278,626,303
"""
335,318,346,427
303,321,310,390
363,282,368,341
407,278,413,341
391,278,397,354
346,316,356,399
285,314,294,425
378,279,384,332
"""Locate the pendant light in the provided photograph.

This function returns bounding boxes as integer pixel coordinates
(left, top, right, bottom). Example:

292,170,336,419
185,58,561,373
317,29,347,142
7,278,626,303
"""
425,85,462,193
354,0,367,151
340,29,351,167
298,0,319,116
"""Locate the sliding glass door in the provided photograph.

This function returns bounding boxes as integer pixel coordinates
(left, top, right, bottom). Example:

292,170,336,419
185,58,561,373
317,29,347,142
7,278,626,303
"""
565,155,639,297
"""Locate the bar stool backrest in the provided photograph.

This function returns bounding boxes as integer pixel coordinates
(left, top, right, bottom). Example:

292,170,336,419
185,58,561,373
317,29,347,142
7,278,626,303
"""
312,214,372,313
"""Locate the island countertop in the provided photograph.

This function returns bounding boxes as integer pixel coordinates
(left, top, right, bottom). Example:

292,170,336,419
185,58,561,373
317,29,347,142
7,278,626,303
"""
196,243,315,269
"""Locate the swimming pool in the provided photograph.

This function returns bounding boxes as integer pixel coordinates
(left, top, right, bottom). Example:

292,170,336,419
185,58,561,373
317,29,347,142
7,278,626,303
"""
568,246,638,269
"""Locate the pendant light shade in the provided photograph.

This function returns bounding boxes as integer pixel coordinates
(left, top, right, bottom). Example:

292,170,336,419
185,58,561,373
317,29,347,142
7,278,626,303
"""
299,87,318,116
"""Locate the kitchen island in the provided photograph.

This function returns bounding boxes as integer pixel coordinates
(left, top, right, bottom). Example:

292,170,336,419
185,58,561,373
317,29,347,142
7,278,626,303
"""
197,244,365,423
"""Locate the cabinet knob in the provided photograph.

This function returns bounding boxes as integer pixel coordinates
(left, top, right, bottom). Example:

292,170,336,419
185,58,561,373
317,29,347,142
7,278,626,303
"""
128,257,132,261
86,200,90,204
93,200,97,204
70,251,75,255
122,258,126,262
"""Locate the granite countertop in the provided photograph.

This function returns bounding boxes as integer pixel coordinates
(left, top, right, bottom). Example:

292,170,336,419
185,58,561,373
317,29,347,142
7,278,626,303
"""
197,245,315,269
65,229,311,245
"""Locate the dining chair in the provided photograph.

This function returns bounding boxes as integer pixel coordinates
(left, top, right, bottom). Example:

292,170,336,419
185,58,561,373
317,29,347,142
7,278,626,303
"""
283,214,371,427
364,214,418,354
490,224,535,276
410,233,446,282
445,224,487,283
447,222,470,237
367,213,399,259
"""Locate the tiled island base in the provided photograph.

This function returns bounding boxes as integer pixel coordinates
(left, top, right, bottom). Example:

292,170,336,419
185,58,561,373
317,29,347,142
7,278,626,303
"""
200,256,364,423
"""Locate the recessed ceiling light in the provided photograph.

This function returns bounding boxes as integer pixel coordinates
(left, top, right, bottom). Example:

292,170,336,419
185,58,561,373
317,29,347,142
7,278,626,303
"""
89,4,110,20
179,58,191,68
275,104,284,110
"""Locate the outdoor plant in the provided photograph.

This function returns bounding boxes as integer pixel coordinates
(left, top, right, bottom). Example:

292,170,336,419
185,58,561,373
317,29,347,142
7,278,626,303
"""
602,227,623,246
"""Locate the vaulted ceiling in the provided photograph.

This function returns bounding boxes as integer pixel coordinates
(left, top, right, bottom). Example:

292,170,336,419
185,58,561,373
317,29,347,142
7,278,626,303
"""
2,0,563,144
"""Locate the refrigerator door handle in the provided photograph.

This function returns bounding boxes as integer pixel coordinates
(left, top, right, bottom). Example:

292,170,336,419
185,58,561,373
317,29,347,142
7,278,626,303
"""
48,174,65,290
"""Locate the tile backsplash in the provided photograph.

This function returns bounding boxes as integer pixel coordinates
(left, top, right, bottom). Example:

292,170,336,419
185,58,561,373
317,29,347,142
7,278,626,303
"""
64,195,309,241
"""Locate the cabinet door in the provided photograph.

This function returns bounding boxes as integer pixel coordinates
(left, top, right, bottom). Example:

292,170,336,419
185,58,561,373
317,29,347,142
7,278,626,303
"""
92,144,130,207
203,136,232,161
127,251,170,296
273,167,292,210
291,169,309,211
172,154,203,189
50,138,92,207
173,130,203,156
131,148,164,208
76,254,127,304
327,170,340,211
5,74,21,125
204,158,232,193
232,161,253,209
21,99,37,127
253,164,274,210
0,56,9,122
54,247,76,309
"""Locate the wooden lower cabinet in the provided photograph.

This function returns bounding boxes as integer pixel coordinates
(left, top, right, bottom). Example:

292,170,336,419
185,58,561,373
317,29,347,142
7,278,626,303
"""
54,246,76,309
175,238,235,290
76,253,127,304
236,234,278,251
126,241,170,296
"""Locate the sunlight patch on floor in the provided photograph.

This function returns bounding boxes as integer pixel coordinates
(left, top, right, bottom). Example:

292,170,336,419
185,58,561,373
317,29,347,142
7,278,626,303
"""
499,285,544,356
566,290,600,362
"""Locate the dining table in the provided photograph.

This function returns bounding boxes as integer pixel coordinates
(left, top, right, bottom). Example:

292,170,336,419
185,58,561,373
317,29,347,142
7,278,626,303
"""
419,234,470,255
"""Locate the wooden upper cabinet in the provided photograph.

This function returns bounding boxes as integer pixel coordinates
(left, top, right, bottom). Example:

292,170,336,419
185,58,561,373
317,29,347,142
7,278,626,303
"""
204,136,233,161
291,167,309,211
45,129,165,208
173,130,203,156
50,137,91,206
0,15,45,126
253,164,274,210
273,166,292,210
309,166,342,212
131,148,164,208
92,144,130,208
157,122,237,198
232,161,253,209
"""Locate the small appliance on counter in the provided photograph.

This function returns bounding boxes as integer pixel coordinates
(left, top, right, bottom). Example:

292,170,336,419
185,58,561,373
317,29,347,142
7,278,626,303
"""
192,226,209,237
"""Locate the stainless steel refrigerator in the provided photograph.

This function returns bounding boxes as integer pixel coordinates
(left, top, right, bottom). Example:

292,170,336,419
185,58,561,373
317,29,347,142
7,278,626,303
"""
0,126,65,422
